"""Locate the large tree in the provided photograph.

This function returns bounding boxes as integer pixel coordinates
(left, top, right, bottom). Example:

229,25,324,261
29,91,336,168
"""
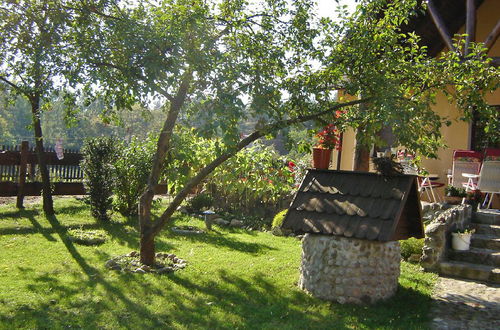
0,0,85,213
76,0,498,265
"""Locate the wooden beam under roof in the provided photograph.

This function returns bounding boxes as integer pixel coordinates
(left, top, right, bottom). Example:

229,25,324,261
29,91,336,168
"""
427,0,455,52
465,0,476,56
484,18,500,52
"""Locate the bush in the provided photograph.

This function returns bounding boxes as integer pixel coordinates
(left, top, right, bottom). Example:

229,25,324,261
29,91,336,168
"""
113,136,156,216
400,238,424,262
81,137,117,221
186,193,214,213
272,209,288,228
207,142,296,217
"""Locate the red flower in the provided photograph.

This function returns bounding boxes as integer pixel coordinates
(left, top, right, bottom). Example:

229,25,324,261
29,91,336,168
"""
315,124,341,150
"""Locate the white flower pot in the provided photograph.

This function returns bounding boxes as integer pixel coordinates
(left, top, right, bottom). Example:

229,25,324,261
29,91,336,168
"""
451,232,472,251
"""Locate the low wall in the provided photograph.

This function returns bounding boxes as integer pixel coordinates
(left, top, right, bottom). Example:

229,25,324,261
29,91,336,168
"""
299,234,400,304
420,204,472,272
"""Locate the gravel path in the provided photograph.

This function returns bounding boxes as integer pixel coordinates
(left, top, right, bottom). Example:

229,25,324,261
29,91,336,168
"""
430,277,500,330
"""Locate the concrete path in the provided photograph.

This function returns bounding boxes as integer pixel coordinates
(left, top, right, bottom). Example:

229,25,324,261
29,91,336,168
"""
430,276,500,329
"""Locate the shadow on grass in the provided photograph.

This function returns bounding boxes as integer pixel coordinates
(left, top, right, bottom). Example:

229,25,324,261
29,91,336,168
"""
168,229,276,255
8,262,434,329
0,209,58,242
7,214,169,328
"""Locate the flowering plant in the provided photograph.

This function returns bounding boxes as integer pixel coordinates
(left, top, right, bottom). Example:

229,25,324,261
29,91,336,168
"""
315,124,340,150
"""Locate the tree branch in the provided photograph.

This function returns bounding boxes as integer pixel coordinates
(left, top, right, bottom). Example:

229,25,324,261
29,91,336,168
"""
150,97,371,235
91,61,174,102
0,76,25,95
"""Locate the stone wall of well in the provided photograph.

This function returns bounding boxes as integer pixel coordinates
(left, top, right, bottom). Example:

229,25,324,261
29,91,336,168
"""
420,204,472,272
299,234,400,304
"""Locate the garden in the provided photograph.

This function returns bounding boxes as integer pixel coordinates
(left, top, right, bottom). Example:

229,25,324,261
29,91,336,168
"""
0,197,436,329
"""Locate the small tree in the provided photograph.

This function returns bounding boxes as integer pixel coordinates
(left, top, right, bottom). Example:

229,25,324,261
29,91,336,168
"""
81,137,117,221
0,0,92,214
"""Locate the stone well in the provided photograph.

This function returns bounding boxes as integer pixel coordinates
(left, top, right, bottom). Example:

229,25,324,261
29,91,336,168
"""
299,234,400,304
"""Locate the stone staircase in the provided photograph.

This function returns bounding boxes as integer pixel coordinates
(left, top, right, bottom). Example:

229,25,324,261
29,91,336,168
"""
440,210,500,284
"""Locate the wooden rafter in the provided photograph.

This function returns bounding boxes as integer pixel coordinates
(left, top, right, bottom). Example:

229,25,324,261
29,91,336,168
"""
484,18,500,52
427,0,455,52
464,0,476,56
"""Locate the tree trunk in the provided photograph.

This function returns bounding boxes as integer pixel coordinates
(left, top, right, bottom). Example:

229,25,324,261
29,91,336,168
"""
353,141,370,172
30,94,54,215
138,72,192,266
140,227,156,265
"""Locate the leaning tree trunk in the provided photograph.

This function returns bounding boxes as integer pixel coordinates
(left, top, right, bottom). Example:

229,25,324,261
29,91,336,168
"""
30,93,54,215
138,73,192,266
138,95,371,266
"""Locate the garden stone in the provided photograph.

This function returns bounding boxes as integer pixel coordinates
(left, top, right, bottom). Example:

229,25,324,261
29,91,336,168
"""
140,265,152,272
157,266,174,274
214,218,230,226
127,251,138,257
105,259,118,268
230,220,244,228
134,268,146,274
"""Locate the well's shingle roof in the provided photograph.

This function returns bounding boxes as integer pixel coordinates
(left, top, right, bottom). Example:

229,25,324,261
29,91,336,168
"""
281,170,424,241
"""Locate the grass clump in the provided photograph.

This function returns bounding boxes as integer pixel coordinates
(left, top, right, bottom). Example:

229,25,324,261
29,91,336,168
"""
67,227,108,245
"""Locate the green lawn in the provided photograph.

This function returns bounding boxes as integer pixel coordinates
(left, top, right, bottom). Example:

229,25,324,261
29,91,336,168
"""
0,197,436,329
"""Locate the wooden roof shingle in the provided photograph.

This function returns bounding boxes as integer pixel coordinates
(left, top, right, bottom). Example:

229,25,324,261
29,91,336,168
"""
281,169,424,241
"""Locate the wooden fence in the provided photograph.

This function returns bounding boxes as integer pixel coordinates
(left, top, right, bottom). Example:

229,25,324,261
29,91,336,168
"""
0,141,85,197
0,141,167,200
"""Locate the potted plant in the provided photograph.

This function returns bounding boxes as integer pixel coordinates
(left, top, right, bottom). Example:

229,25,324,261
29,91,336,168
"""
451,227,475,251
444,185,467,204
312,124,340,169
465,189,482,211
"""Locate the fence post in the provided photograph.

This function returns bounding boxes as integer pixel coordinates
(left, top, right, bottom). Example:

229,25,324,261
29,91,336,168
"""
16,141,29,209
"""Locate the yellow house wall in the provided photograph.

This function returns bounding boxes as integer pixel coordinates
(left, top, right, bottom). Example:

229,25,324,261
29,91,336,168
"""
421,0,499,200
337,0,499,203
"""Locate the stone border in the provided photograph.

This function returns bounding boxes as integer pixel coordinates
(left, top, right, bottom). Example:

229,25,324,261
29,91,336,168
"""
421,204,472,272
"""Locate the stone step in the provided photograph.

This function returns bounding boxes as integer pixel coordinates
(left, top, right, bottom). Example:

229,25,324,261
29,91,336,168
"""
473,211,500,225
448,247,500,267
473,223,500,236
439,261,500,284
471,235,500,250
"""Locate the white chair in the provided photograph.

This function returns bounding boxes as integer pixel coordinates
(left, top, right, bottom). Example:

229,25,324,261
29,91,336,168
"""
477,160,500,209
447,150,483,189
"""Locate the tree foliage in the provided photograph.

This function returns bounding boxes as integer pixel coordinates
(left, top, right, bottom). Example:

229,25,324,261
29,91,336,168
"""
68,0,498,264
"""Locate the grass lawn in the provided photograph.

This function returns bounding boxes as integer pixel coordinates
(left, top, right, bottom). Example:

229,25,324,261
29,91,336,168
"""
0,197,437,329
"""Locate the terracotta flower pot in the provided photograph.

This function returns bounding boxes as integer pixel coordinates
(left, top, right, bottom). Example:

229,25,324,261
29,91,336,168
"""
312,147,332,169
444,196,463,205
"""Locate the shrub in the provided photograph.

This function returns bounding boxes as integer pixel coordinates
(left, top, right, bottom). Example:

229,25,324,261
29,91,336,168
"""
113,136,156,216
400,238,424,262
81,137,117,221
186,193,214,213
207,142,296,217
272,209,288,228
